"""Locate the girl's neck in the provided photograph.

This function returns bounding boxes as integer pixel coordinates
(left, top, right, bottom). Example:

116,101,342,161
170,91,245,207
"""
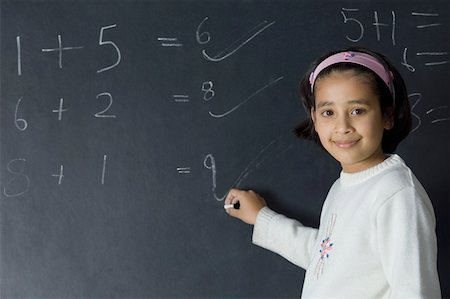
341,150,387,173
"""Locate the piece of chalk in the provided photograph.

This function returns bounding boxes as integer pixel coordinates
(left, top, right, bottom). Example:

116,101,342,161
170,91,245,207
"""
224,202,240,210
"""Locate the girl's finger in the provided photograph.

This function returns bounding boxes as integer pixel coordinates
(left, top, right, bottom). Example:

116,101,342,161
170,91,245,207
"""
225,188,240,205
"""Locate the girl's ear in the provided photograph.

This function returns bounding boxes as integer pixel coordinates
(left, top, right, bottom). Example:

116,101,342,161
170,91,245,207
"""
311,107,316,124
383,107,394,130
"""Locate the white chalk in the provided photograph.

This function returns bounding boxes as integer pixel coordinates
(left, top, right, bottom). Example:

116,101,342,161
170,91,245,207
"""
224,202,240,210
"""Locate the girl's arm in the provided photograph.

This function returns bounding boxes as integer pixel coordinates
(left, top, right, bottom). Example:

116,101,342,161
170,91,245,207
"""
375,186,441,298
225,189,318,269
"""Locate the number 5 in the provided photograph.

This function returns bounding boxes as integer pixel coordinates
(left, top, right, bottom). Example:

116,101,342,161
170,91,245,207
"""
97,24,121,73
341,8,364,43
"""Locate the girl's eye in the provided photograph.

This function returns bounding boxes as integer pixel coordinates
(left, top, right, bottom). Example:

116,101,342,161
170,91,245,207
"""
321,110,333,117
351,108,365,115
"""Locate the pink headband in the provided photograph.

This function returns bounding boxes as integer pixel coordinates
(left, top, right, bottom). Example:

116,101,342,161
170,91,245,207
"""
309,51,394,94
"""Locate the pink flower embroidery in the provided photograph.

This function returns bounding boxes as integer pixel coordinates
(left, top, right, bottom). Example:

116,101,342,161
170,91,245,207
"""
319,237,334,259
314,213,337,279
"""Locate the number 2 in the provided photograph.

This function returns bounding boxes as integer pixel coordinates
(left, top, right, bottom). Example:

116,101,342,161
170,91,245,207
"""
95,92,116,118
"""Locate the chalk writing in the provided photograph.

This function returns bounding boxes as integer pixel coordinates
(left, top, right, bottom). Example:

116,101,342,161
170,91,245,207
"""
427,106,450,124
409,92,449,132
208,76,283,118
158,37,183,47
95,92,117,118
3,6,448,203
341,8,396,45
341,8,364,42
203,154,221,200
203,135,292,201
3,158,30,198
402,48,416,72
416,52,449,66
410,93,422,133
16,36,21,76
101,155,107,185
198,17,275,62
2,155,113,196
97,24,121,73
52,98,68,121
202,81,215,101
177,167,191,174
196,17,211,45
340,8,449,71
41,34,84,69
52,165,64,185
14,97,28,131
173,94,190,103
412,12,442,28
373,11,396,45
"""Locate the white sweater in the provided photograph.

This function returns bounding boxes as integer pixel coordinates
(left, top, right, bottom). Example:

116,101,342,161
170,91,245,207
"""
253,155,441,298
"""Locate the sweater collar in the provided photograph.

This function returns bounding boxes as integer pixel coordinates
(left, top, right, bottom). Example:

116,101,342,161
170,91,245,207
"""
339,154,405,187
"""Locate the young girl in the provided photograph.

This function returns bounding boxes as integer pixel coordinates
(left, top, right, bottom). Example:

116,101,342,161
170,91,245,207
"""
225,47,441,298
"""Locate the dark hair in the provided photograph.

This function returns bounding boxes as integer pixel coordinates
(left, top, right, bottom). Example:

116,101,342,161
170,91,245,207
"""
294,47,412,153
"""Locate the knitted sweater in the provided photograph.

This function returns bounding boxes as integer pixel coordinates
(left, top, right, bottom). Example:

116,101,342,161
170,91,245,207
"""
252,155,441,298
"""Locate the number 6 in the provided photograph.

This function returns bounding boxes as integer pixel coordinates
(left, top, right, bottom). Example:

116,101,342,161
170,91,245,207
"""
14,97,28,131
196,17,211,45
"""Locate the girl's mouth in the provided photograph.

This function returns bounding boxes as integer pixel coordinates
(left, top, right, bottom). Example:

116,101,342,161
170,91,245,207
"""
334,139,359,148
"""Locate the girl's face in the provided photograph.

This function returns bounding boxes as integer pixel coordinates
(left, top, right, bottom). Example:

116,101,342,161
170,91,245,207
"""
312,71,391,173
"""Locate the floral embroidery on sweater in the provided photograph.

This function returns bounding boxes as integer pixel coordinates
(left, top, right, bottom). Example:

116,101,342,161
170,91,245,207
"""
319,237,334,259
314,213,337,279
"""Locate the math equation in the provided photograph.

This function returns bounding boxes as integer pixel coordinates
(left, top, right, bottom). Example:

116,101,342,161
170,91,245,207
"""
1,4,449,200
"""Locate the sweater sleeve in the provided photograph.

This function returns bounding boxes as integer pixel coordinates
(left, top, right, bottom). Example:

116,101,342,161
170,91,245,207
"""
375,186,441,299
252,207,318,270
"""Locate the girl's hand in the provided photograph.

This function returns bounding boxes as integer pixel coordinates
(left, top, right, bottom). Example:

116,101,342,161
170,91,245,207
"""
224,188,267,225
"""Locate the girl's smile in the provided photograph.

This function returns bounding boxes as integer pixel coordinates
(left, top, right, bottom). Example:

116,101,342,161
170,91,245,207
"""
333,139,360,148
312,71,392,173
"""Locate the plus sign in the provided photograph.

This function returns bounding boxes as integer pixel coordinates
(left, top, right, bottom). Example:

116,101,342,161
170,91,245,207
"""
42,34,84,69
52,165,65,185
52,98,68,121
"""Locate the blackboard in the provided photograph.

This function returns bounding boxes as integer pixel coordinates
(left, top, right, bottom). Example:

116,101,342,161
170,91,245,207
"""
1,0,449,297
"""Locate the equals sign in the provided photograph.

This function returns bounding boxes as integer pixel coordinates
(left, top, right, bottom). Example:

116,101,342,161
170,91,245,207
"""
177,167,191,174
173,94,190,102
416,52,449,66
158,37,183,47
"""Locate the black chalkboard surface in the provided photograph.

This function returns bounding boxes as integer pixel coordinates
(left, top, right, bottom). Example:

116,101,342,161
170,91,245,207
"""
1,0,449,298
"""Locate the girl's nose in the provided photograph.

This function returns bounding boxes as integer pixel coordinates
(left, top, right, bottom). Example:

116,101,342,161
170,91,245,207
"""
334,115,354,134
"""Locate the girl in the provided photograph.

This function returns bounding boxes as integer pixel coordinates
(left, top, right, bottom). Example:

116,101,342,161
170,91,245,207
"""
224,47,441,298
